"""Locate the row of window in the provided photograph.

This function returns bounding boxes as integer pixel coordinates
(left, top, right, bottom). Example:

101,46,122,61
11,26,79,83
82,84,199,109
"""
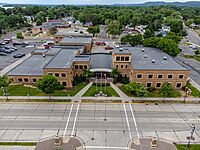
116,64,128,69
145,82,182,88
75,65,88,70
17,78,37,83
48,73,67,78
116,56,130,61
136,74,184,79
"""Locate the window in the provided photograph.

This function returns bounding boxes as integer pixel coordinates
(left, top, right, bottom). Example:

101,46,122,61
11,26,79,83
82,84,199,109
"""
156,83,161,88
116,56,120,61
121,65,123,69
148,74,153,79
124,74,127,77
137,74,143,79
176,83,182,88
168,75,173,79
79,65,83,69
55,73,59,77
125,65,128,68
61,73,66,77
121,57,124,61
84,65,87,69
158,75,163,79
125,57,129,61
116,65,118,69
62,82,67,86
32,79,37,82
24,78,28,82
179,75,184,79
18,78,22,82
75,65,78,69
48,73,53,75
146,83,152,87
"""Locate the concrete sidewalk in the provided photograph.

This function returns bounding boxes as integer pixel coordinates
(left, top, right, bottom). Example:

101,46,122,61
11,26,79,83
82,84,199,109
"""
0,146,35,150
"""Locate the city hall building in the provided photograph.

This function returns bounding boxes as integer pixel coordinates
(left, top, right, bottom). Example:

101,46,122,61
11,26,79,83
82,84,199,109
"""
7,45,190,89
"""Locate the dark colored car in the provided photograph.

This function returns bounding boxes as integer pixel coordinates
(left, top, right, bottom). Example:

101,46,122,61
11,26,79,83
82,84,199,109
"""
0,52,7,56
13,53,25,58
95,41,106,46
105,46,113,50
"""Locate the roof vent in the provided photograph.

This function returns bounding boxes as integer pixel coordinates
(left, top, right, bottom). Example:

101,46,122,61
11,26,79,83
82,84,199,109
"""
119,48,123,51
163,56,167,60
152,60,155,63
142,49,145,52
43,54,46,57
144,54,147,58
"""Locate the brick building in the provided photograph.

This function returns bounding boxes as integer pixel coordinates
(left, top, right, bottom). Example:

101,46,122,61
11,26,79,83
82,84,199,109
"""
7,45,190,89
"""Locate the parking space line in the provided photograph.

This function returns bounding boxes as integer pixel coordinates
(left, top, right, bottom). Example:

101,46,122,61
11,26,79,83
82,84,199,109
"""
71,103,80,137
63,103,74,137
123,103,132,140
129,104,140,138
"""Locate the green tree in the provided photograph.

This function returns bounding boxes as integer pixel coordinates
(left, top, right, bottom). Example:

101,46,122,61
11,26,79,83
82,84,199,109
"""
16,32,24,40
121,34,143,47
0,76,10,100
159,82,173,98
131,17,140,30
82,69,93,83
107,20,122,37
125,82,149,97
87,26,100,37
143,29,153,39
48,27,58,35
185,19,193,27
36,75,62,96
110,68,120,83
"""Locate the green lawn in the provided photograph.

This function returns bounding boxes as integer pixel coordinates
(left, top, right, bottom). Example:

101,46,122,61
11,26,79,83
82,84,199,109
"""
0,83,86,96
183,55,200,62
185,83,200,97
119,85,181,97
83,85,119,97
177,144,200,150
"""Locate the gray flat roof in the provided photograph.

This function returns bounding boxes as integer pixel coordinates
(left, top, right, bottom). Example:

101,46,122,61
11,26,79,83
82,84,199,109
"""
113,48,130,54
44,49,78,69
90,53,112,69
60,37,92,44
74,55,90,62
7,55,53,76
126,47,188,71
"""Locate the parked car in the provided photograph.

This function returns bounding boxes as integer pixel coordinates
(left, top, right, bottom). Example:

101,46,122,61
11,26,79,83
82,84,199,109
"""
4,49,12,53
0,52,7,56
105,45,113,50
13,41,29,46
0,42,5,46
95,41,106,46
13,53,25,58
4,38,12,44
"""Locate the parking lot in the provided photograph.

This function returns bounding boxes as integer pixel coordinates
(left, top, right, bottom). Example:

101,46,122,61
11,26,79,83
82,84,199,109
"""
0,42,42,71
0,102,199,149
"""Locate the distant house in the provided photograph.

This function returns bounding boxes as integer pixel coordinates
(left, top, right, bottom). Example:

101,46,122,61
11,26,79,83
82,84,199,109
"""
32,19,71,35
162,25,170,33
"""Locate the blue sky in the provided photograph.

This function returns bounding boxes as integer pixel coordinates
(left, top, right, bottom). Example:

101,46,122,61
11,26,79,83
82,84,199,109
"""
0,0,199,5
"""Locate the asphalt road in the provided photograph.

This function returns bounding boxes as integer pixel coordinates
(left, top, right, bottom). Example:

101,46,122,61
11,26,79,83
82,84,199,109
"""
186,28,200,45
0,102,199,150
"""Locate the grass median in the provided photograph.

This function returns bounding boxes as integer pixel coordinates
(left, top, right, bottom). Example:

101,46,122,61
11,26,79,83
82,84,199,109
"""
177,144,200,150
0,83,86,96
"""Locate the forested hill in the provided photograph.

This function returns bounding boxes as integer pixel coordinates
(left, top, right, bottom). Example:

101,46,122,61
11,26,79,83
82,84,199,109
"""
114,1,200,7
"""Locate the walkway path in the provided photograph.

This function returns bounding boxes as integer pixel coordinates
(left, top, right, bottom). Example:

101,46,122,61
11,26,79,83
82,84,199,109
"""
72,82,93,101
110,82,130,101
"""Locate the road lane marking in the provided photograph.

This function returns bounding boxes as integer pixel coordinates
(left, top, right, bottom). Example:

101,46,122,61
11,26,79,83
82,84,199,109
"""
123,103,132,140
129,103,140,138
71,103,80,137
63,103,74,137
85,146,128,149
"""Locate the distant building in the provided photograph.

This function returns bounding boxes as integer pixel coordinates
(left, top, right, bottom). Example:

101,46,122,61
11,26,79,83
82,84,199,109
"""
32,19,71,35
